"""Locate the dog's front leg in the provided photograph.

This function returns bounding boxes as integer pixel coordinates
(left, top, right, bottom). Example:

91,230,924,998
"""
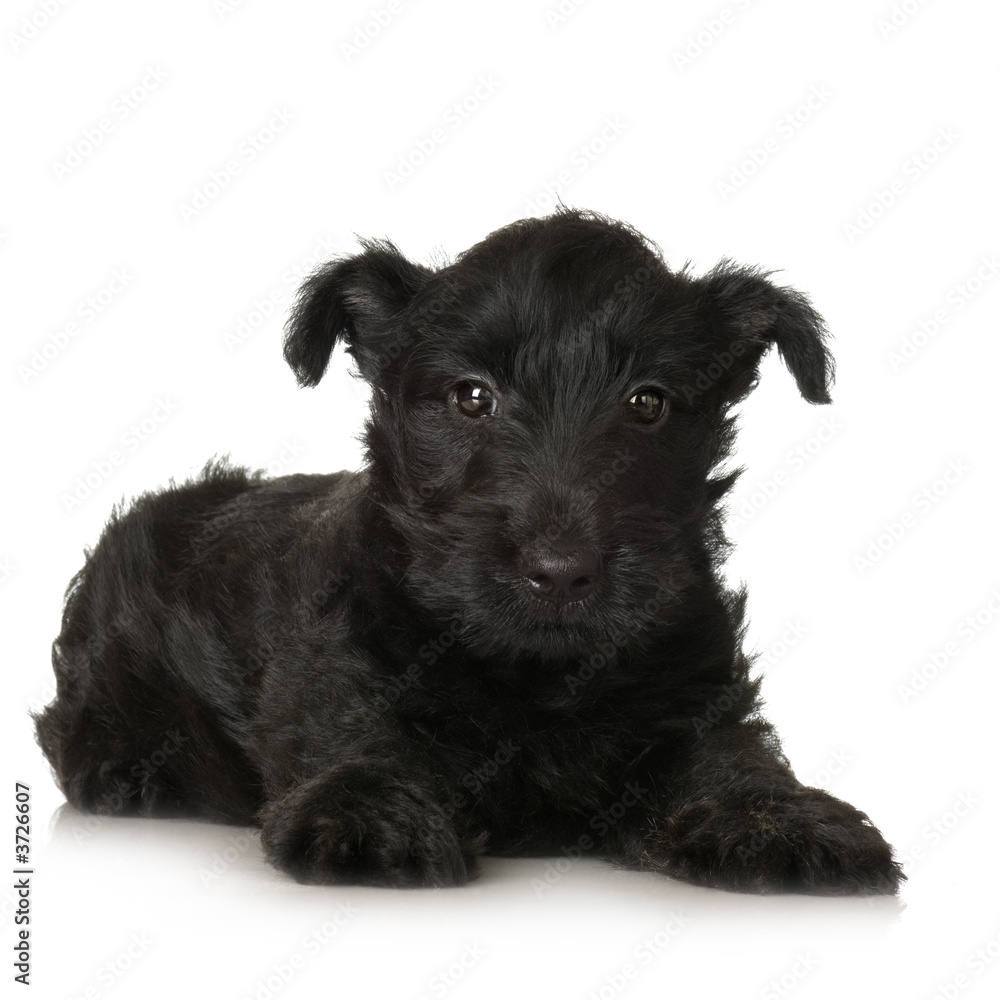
607,722,904,895
258,737,485,888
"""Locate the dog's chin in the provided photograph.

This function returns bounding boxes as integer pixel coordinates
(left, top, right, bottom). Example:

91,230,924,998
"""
459,622,593,662
512,622,602,661
455,597,625,662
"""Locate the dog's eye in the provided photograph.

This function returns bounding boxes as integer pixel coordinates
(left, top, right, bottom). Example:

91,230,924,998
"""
452,382,498,418
625,388,668,424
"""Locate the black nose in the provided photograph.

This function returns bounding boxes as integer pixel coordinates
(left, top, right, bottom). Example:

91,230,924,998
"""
520,545,600,605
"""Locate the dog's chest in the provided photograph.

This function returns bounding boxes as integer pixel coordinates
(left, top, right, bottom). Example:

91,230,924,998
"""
406,676,643,813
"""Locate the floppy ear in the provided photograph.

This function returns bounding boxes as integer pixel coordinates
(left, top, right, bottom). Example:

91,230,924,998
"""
283,239,432,386
692,262,834,405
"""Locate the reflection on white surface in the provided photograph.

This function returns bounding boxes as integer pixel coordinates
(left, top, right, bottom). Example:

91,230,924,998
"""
33,804,923,1000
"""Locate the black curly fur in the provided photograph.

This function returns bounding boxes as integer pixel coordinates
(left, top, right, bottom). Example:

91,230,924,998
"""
35,209,902,894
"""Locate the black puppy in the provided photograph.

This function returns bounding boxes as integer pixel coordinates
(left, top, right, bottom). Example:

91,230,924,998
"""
35,209,903,894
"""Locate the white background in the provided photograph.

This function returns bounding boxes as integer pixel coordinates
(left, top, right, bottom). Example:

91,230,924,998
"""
3,1,999,997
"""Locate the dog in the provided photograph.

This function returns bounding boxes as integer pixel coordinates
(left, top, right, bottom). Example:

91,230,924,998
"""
35,209,903,895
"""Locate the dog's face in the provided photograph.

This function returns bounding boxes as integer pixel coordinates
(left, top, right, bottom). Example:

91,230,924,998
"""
283,211,832,660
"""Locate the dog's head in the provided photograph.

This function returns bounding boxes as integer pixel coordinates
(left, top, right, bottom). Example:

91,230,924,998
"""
283,209,833,660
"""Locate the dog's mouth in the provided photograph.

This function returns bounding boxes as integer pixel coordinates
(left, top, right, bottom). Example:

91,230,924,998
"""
487,615,604,661
474,577,618,659
520,596,593,627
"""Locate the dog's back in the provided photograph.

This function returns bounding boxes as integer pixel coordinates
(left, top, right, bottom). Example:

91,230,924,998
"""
35,461,358,824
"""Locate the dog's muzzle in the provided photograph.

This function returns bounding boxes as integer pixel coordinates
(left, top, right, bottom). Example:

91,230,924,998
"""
518,542,601,607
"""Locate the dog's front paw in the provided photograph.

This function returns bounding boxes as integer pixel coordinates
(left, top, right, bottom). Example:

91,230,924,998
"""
641,787,904,896
260,767,483,888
